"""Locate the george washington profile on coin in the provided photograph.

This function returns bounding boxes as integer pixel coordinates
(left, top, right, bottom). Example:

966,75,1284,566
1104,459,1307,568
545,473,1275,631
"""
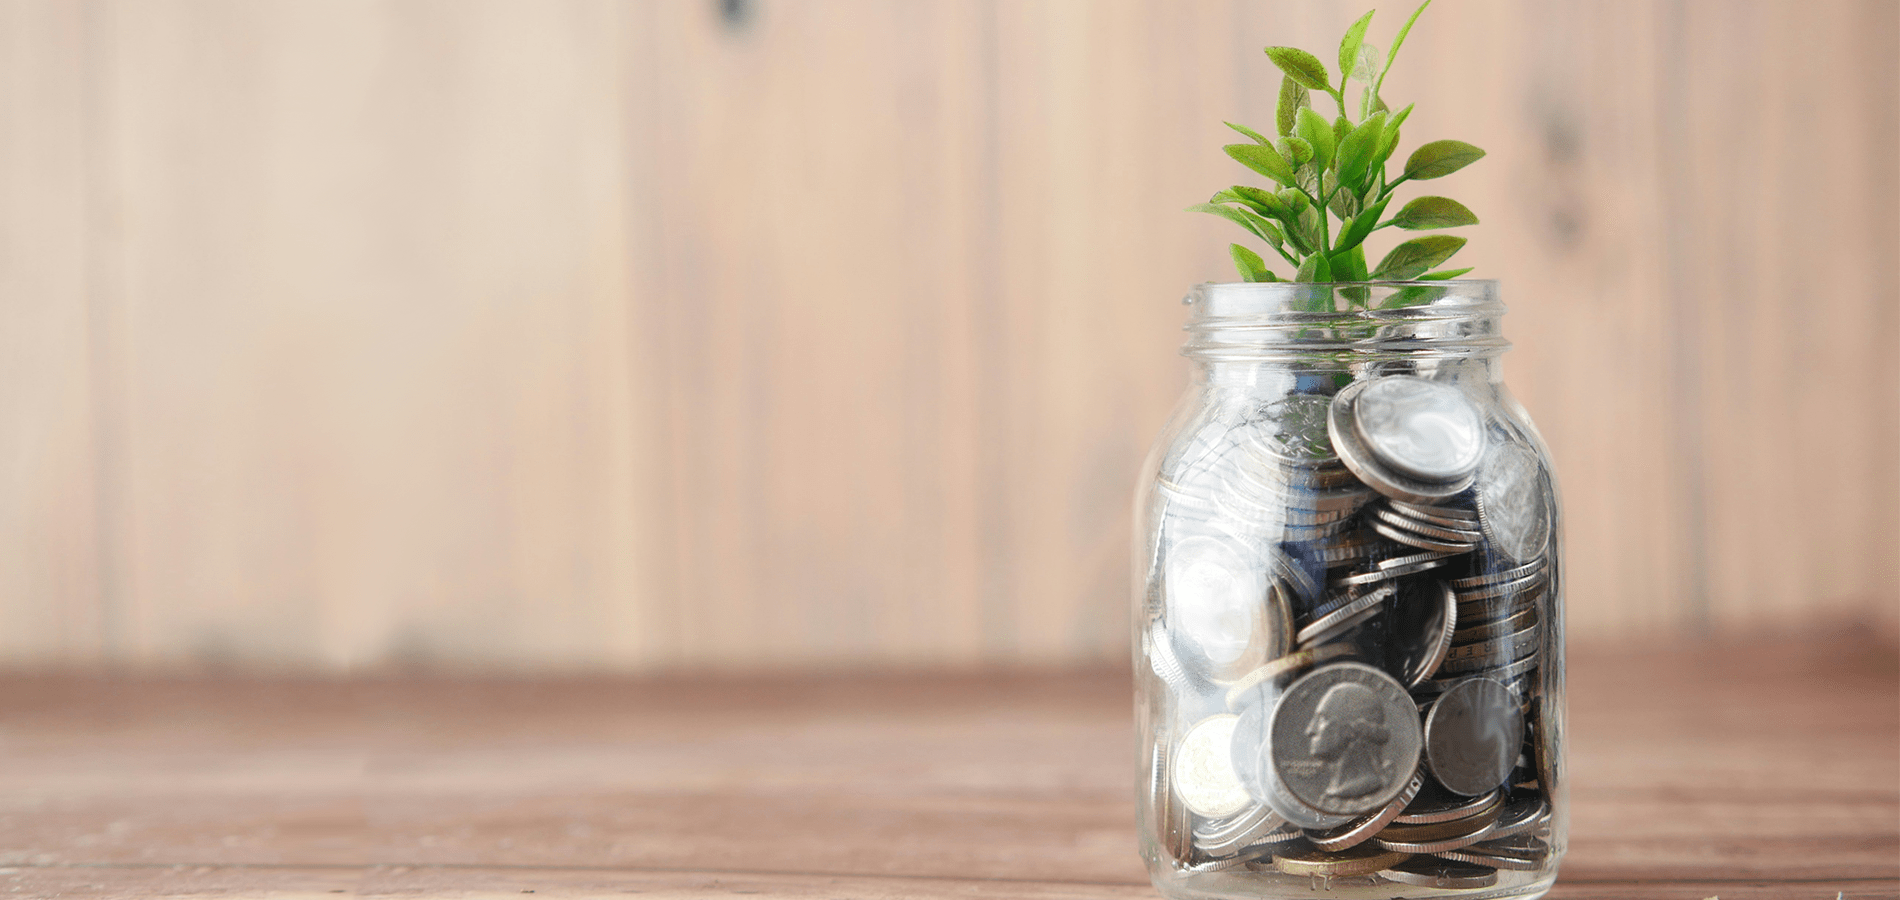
1266,662,1422,819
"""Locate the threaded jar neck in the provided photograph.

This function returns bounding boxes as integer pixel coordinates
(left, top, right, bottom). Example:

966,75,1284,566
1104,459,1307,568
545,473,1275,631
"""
1181,281,1509,363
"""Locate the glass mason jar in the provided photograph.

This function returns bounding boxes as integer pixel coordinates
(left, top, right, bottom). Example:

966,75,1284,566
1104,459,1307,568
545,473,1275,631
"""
1134,281,1565,899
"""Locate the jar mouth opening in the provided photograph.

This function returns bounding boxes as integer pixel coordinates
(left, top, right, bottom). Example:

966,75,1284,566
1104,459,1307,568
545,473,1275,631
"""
1182,280,1508,361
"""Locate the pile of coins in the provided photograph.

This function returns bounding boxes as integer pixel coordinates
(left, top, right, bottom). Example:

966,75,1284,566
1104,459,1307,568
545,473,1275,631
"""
1145,374,1557,889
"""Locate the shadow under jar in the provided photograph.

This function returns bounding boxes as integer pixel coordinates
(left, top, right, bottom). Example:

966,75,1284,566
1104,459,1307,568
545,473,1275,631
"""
1135,281,1565,899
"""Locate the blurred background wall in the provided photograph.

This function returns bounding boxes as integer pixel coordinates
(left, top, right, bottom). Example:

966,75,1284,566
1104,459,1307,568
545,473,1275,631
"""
0,0,1893,672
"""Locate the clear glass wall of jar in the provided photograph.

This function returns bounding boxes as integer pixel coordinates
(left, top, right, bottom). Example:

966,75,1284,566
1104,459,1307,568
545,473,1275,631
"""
1135,281,1565,899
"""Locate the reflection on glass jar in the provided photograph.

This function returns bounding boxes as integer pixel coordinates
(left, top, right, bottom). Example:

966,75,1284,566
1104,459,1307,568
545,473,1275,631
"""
1134,281,1565,900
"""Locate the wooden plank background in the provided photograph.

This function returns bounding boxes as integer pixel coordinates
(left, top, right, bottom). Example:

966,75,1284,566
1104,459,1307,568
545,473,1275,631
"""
0,0,1894,672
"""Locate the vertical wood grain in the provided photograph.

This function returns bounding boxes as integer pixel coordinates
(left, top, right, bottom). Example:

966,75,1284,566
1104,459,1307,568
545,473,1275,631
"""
0,0,1889,671
0,2,104,663
97,0,646,668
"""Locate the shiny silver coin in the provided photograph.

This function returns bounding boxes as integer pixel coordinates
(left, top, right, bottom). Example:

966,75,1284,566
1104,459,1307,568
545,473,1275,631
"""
1147,619,1193,690
1440,626,1540,675
1420,649,1541,693
1271,841,1412,877
1443,621,1541,665
1164,536,1292,682
1487,794,1552,840
1372,519,1480,555
1306,766,1425,852
1223,643,1359,710
1296,583,1393,648
1453,568,1547,603
1173,715,1254,817
1299,598,1386,649
1449,557,1545,590
1434,834,1550,871
1194,802,1292,857
1373,816,1498,853
1263,662,1423,826
1454,587,1542,627
1304,580,1392,624
1380,857,1499,889
1281,517,1360,543
1378,549,1462,572
1386,579,1457,688
1313,533,1378,566
1390,499,1479,524
1241,394,1341,467
1151,737,1193,863
1331,565,1398,589
1450,606,1538,645
1394,788,1501,825
1372,506,1484,543
1328,379,1478,502
1476,441,1551,564
1424,677,1525,796
1349,377,1486,482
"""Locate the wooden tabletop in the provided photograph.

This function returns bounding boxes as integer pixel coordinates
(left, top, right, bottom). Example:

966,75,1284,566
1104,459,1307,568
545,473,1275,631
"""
1,633,1893,899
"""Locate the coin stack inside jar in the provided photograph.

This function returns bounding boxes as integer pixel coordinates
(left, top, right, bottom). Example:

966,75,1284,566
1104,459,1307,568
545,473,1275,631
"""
1149,375,1556,887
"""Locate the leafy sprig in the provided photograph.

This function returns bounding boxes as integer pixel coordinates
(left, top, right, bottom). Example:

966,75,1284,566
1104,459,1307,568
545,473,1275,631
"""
1191,1,1485,288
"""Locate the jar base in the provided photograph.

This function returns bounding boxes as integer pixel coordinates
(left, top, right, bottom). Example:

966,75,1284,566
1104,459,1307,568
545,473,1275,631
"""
1148,866,1557,900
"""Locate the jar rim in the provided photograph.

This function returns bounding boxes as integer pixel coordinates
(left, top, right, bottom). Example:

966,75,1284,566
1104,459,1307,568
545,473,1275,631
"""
1182,280,1508,360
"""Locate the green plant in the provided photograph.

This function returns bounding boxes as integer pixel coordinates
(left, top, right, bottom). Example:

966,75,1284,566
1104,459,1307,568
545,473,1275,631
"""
1190,0,1484,291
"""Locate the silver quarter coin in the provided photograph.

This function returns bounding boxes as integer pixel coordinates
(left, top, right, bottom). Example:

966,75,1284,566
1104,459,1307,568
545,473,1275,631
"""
1298,599,1386,649
1350,377,1486,482
1391,499,1479,524
1440,625,1540,674
1241,394,1340,468
1297,583,1394,646
1381,856,1499,888
1374,816,1498,853
1386,579,1457,688
1420,648,1541,693
1173,714,1254,817
1487,793,1551,840
1378,549,1461,572
1328,380,1477,502
1394,788,1501,825
1193,802,1291,857
1373,506,1485,543
1164,535,1291,682
1223,643,1358,710
1271,842,1412,877
1147,619,1192,690
1151,737,1192,863
1453,567,1547,602
1372,518,1479,554
1449,558,1544,589
1424,677,1525,796
1264,662,1423,824
1433,834,1550,871
1475,441,1551,564
1307,766,1425,852
1451,606,1538,645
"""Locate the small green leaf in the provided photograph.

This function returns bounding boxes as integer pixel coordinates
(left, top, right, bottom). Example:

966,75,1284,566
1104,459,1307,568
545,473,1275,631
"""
1387,283,1449,307
1187,202,1277,246
1386,0,1432,74
1392,195,1479,229
1336,196,1391,251
1229,185,1286,218
1276,76,1310,137
1336,111,1388,192
1372,234,1467,280
1265,46,1331,92
1295,251,1332,283
1277,137,1314,170
1404,140,1486,180
1329,244,1368,282
1225,121,1272,145
1225,142,1296,186
1377,103,1413,165
1332,116,1353,148
1338,10,1375,88
1230,244,1275,282
1295,108,1335,169
1417,266,1474,280
1354,43,1382,82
